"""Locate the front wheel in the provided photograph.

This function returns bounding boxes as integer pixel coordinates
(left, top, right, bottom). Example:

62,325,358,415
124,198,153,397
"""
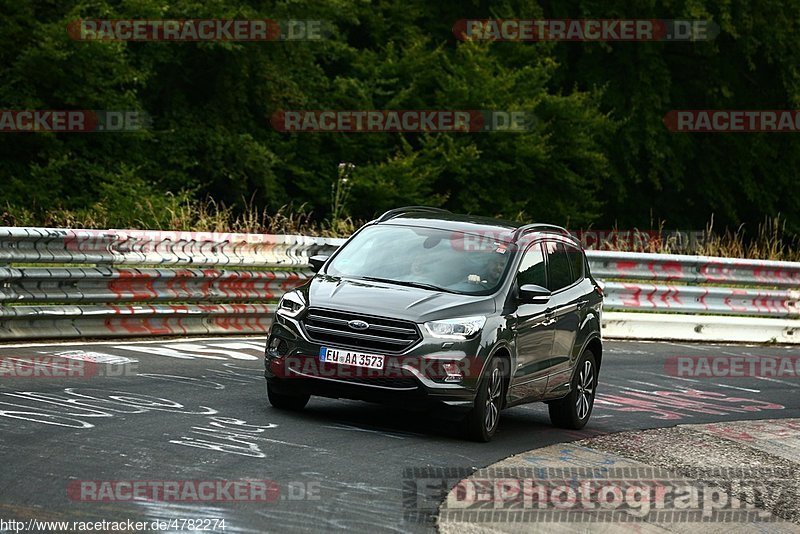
548,350,597,429
464,358,504,442
267,381,310,411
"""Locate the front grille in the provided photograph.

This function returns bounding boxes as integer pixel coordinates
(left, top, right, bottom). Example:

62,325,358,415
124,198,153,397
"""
302,308,421,353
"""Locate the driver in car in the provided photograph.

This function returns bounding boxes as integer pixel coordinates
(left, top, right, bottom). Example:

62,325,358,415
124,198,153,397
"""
467,247,507,287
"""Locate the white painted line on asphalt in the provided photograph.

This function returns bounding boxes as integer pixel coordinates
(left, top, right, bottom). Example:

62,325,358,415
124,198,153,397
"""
613,384,686,395
168,343,259,361
0,336,262,349
322,423,408,440
212,341,265,351
254,437,316,449
608,340,767,349
631,368,766,393
599,383,631,392
720,350,755,357
114,345,226,360
712,383,761,393
594,398,623,406
633,370,701,383
755,376,800,388
667,376,701,383
667,342,711,351
626,379,670,389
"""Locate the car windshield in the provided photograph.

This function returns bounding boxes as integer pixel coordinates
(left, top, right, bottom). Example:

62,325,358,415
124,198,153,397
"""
325,224,513,295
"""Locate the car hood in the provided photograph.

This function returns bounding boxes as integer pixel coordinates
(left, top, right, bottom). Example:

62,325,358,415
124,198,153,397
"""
304,275,497,322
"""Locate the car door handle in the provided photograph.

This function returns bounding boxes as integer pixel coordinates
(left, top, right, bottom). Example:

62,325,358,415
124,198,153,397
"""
577,300,589,310
529,313,554,329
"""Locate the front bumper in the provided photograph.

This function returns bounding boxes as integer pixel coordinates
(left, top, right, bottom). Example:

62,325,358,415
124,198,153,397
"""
264,312,489,409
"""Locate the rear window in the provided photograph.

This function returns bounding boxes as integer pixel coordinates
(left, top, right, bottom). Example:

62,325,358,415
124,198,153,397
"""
544,241,573,291
565,244,585,283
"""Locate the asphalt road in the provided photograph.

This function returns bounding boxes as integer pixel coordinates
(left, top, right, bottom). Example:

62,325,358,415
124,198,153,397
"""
0,337,797,533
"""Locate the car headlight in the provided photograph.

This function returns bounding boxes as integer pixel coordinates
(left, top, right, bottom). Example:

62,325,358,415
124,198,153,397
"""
277,291,306,317
424,316,486,340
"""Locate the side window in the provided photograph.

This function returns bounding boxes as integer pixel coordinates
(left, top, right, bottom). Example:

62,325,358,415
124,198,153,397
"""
516,244,547,288
565,244,584,284
544,241,573,291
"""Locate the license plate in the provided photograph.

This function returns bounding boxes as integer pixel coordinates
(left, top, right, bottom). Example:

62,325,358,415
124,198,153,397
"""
319,347,384,369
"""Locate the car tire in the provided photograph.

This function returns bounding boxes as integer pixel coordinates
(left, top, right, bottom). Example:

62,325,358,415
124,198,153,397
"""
267,382,310,411
548,349,597,430
465,358,504,442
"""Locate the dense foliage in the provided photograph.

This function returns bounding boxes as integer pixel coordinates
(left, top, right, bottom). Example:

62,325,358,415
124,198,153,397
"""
1,0,798,234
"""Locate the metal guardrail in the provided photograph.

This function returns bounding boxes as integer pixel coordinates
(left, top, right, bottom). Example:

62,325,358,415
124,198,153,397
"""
601,312,800,344
0,227,344,266
590,250,800,318
0,267,309,303
588,250,800,287
600,281,799,317
0,227,798,340
0,228,342,339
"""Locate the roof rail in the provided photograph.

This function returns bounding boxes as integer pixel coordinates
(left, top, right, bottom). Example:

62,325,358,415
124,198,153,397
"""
376,206,451,223
512,223,577,243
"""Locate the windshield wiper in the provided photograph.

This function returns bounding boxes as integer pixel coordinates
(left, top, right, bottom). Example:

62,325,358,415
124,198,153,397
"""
357,276,453,293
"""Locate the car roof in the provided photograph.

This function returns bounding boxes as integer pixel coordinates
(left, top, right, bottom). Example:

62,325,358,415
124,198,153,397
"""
376,210,580,247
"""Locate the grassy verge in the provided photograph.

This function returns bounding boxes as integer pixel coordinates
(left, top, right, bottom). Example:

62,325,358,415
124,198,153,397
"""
2,197,356,237
588,217,800,261
2,199,797,261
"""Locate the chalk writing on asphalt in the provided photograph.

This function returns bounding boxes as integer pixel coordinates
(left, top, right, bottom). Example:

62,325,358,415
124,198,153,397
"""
596,386,784,420
169,416,311,458
0,388,217,428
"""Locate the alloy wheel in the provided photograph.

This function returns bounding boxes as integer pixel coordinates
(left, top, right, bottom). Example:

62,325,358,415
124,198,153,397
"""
575,359,594,420
484,367,502,432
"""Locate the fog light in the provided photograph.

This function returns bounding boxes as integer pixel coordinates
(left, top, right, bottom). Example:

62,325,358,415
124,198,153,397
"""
267,336,287,358
442,362,463,383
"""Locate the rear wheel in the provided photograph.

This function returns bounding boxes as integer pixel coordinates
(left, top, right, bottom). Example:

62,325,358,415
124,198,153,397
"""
267,382,310,411
548,350,597,429
464,358,504,442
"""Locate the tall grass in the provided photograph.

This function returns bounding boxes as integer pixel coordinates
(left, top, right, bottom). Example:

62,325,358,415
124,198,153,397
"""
1,196,356,237
576,215,800,261
1,200,797,260
696,215,799,261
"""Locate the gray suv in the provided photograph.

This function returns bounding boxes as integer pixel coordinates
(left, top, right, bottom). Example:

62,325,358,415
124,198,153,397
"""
265,207,603,441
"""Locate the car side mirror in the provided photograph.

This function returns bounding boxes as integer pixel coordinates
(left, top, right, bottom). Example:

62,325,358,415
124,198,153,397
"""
519,284,551,305
308,255,329,273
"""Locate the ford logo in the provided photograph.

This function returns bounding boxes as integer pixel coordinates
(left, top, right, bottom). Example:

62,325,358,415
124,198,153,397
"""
348,320,369,330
